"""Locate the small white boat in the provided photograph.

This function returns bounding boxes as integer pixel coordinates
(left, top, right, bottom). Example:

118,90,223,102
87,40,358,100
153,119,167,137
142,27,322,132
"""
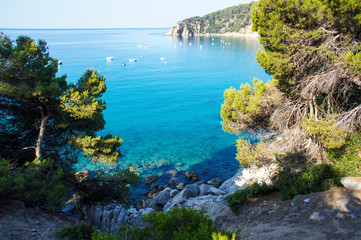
106,57,114,61
138,45,142,48
189,42,192,46
200,45,203,49
121,63,126,66
129,58,137,62
160,57,166,61
58,60,63,65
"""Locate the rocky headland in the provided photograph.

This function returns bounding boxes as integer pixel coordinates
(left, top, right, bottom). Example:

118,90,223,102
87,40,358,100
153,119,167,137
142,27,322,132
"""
166,2,258,37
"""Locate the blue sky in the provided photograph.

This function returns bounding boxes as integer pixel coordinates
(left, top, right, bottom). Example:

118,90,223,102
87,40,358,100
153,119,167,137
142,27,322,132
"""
0,0,253,29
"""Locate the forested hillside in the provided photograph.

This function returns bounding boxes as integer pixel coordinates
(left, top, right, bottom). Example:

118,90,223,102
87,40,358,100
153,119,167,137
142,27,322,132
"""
167,2,255,36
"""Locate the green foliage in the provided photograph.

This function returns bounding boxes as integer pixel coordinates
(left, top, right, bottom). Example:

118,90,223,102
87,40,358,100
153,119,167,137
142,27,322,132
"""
252,0,361,93
221,79,282,134
0,158,24,198
56,224,96,240
91,232,120,240
273,153,342,200
61,68,106,120
301,116,348,150
0,158,67,210
142,207,226,240
0,34,122,166
346,49,361,76
226,182,274,213
0,34,130,207
115,207,235,240
181,2,254,34
221,0,361,194
212,232,237,240
71,134,122,165
75,168,140,203
235,138,269,167
0,35,67,101
328,133,361,176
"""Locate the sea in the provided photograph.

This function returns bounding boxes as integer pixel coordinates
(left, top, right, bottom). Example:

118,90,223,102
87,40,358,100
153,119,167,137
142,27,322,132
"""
2,28,270,196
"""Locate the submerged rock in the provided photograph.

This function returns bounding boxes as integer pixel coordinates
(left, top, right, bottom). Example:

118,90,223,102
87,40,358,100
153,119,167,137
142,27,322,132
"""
144,175,158,185
207,178,223,188
176,183,186,191
185,171,198,181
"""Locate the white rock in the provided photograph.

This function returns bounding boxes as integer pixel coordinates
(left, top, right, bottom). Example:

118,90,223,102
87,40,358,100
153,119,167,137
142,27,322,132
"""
310,212,323,221
341,177,361,190
304,198,310,204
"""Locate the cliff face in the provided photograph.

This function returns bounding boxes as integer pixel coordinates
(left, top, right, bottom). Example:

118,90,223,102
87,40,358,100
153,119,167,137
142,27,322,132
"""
166,24,195,37
166,2,256,36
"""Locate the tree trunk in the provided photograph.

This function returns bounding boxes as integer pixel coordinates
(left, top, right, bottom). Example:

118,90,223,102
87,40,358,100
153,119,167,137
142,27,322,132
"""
35,114,50,161
313,95,318,121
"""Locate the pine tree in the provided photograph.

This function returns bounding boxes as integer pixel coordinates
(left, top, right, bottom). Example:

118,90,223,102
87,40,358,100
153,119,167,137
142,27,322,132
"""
0,34,122,166
221,0,361,166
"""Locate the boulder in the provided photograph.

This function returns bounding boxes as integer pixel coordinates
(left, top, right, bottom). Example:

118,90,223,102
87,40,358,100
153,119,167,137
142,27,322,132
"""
154,190,171,205
183,184,200,198
170,189,179,198
172,190,186,205
341,177,361,190
209,187,226,196
199,184,212,195
207,178,223,188
219,178,235,193
145,175,158,185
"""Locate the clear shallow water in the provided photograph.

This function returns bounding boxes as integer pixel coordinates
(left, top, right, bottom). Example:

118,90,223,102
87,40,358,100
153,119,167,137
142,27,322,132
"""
3,28,270,188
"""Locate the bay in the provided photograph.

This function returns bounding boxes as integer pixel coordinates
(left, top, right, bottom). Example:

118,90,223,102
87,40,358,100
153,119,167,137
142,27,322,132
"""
2,28,270,188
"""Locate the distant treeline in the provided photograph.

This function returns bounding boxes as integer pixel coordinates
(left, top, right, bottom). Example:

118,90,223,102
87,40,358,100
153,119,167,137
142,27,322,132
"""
180,2,254,34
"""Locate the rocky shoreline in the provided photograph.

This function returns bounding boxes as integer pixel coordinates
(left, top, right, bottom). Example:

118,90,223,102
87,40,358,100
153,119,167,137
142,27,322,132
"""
76,164,278,234
165,24,258,38
2,166,361,239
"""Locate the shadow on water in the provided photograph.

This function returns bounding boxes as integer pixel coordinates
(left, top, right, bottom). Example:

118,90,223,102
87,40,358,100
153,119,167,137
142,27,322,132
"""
131,145,239,201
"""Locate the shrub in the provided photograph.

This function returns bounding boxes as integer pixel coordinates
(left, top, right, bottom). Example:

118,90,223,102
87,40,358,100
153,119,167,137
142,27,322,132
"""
0,158,67,210
141,207,228,240
212,232,237,240
74,168,140,204
0,158,24,198
56,224,95,240
91,232,120,240
226,182,274,213
274,160,342,201
327,133,361,176
92,207,236,240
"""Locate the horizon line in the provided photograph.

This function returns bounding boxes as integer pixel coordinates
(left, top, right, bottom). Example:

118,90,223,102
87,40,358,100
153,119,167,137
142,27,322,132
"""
0,27,171,31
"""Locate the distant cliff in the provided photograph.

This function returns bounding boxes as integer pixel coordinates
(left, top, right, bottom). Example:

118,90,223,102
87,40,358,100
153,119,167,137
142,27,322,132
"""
166,2,256,37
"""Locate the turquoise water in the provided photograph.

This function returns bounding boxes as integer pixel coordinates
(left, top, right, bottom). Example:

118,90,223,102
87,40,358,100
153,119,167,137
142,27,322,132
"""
3,29,270,184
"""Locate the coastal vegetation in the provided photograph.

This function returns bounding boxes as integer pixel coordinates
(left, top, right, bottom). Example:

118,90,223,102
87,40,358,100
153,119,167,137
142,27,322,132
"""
0,33,139,209
221,0,361,210
171,2,254,35
57,207,237,240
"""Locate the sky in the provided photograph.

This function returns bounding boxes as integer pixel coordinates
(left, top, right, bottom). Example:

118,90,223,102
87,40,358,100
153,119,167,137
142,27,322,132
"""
0,0,253,29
